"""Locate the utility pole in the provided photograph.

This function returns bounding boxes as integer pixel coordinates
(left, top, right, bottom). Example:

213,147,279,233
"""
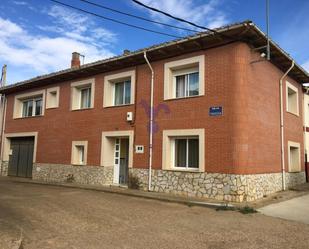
266,0,270,60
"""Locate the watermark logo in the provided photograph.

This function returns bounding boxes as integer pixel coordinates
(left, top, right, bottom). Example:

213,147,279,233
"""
139,99,170,134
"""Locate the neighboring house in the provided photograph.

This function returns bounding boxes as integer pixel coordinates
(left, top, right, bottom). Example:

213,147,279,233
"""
0,21,308,202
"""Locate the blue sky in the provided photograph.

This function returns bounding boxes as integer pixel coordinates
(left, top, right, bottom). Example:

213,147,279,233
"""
0,0,309,84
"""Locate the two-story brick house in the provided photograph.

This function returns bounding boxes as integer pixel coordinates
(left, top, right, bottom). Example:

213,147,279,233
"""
0,21,308,202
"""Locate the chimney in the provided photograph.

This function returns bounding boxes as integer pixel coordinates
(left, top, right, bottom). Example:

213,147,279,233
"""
1,65,7,86
123,49,130,55
71,52,80,68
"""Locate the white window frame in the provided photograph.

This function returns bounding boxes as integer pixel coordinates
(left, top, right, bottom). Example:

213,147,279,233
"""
71,141,88,166
172,137,199,170
173,68,199,98
13,90,45,119
162,129,204,172
46,86,60,109
287,141,301,173
71,79,95,111
103,70,135,107
22,97,43,117
80,86,92,109
113,79,131,106
286,81,299,116
164,55,205,100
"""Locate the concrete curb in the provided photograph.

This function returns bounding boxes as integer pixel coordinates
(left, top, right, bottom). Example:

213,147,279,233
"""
6,177,235,209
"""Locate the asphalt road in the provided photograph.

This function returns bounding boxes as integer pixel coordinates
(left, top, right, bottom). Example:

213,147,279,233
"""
1,177,309,249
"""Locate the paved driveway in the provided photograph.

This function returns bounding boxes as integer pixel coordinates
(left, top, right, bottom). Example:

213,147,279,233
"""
258,194,309,224
1,177,309,249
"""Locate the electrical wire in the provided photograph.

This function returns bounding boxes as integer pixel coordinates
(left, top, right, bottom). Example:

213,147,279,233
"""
79,0,200,33
132,0,218,33
50,0,182,38
131,0,236,41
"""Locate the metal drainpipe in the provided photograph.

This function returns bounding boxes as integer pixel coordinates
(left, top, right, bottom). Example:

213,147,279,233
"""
144,51,154,191
0,94,7,176
279,60,295,191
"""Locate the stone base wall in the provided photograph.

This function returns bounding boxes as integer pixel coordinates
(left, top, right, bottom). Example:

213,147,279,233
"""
33,163,113,186
285,172,306,188
130,169,306,202
0,161,8,176
2,161,307,202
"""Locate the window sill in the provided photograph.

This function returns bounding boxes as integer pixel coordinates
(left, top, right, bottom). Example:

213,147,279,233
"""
103,103,134,109
72,163,86,166
164,167,202,173
46,106,59,110
164,95,204,102
288,170,301,173
71,107,94,112
14,115,44,120
286,110,299,117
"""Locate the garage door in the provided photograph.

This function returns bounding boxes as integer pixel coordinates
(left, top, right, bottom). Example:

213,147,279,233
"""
8,137,34,178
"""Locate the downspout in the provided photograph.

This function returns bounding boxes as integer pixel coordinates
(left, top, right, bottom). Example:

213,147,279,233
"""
0,94,7,176
144,51,154,191
280,60,294,190
303,89,306,165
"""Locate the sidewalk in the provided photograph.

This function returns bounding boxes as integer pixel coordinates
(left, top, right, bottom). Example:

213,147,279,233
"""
2,176,309,209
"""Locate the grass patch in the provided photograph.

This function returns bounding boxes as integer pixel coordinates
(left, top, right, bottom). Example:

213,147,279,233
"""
215,205,257,214
216,205,236,211
128,175,140,189
238,206,257,214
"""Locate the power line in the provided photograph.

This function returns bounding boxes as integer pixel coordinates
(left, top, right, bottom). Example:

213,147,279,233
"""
79,0,200,33
131,0,239,43
49,0,182,38
132,0,218,33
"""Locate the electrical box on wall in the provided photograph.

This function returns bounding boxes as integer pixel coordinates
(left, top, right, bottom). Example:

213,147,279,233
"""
127,112,133,121
135,145,144,153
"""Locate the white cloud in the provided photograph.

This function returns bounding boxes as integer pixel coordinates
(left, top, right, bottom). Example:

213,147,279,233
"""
12,1,28,6
0,5,117,83
133,0,228,30
39,5,117,45
12,0,38,12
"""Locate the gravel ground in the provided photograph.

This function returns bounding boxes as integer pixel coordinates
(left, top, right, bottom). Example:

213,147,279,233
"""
1,178,309,249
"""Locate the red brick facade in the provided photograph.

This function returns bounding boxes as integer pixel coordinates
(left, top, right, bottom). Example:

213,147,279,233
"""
3,42,304,175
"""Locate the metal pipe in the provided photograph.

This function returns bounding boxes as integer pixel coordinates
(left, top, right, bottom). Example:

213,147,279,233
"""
279,60,294,190
144,51,154,191
266,0,270,60
0,94,7,176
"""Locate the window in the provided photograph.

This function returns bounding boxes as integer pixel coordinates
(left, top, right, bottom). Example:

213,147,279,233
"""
13,90,45,119
174,138,199,169
103,70,135,107
22,97,43,117
164,55,205,100
71,141,88,165
46,87,60,109
162,129,204,172
71,79,95,110
76,145,85,164
175,71,199,98
80,87,91,109
286,81,299,115
288,141,301,172
114,80,131,106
